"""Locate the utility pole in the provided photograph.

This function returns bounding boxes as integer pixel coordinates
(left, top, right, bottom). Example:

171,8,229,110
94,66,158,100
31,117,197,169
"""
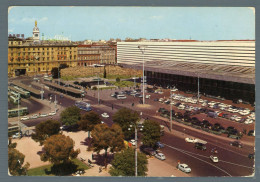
41,85,44,100
97,73,100,104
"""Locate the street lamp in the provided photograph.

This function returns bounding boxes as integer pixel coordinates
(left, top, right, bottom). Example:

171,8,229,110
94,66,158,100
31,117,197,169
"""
17,93,21,138
170,89,173,132
197,74,200,103
138,45,148,105
128,123,143,177
96,73,100,104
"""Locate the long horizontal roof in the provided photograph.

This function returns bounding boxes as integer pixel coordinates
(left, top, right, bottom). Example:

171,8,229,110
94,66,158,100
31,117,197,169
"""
120,60,255,84
11,81,41,95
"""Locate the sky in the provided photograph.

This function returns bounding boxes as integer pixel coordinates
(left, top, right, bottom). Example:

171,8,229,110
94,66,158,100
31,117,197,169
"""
8,7,255,41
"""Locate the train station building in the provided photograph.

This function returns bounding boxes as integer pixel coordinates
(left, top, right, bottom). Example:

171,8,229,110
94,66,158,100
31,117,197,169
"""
117,41,255,104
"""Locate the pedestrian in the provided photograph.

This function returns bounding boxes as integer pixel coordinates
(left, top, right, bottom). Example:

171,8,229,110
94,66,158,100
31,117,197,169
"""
99,166,102,173
112,104,114,110
132,103,134,107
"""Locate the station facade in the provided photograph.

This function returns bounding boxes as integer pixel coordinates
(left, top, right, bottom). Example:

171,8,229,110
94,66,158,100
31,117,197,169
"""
117,41,255,103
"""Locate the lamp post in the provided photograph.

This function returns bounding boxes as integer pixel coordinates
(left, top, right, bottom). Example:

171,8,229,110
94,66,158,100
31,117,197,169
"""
170,89,173,132
96,73,100,104
128,123,143,177
197,74,200,103
18,93,21,138
138,45,148,105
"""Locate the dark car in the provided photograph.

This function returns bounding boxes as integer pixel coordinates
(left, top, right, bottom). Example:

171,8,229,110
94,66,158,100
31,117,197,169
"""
175,102,181,107
156,141,165,148
248,130,255,136
154,98,159,102
230,141,243,148
158,108,167,113
140,146,156,156
194,142,207,151
248,153,255,159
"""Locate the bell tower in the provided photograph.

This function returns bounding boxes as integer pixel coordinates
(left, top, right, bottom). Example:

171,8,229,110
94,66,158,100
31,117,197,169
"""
32,20,40,42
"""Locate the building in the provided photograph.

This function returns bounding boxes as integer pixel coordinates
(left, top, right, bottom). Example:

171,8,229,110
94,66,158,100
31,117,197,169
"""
8,22,78,77
117,41,255,103
77,44,116,66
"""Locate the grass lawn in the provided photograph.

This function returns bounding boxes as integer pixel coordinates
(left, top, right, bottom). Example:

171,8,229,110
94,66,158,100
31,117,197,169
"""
109,81,140,88
27,158,89,176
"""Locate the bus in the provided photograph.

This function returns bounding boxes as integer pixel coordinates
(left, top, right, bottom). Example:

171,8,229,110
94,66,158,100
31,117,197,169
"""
8,125,19,136
75,101,92,111
8,107,29,118
9,95,20,105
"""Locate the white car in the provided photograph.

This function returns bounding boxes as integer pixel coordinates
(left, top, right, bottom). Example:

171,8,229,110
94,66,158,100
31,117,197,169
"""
155,153,166,160
202,102,208,107
159,98,164,102
12,133,20,139
171,88,178,92
40,113,48,117
130,139,136,146
244,119,254,124
20,116,30,121
185,138,196,143
49,111,56,116
239,110,250,116
177,163,191,173
101,113,109,118
234,116,242,122
210,155,219,163
30,114,38,119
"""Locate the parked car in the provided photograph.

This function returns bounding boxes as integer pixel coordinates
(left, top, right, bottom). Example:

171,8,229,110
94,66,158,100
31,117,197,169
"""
21,116,30,121
140,146,156,156
40,113,48,117
30,114,39,119
101,113,109,118
129,139,136,146
210,155,219,163
49,111,56,116
185,138,196,143
248,130,255,136
177,163,191,173
12,132,20,139
230,141,243,148
155,153,166,160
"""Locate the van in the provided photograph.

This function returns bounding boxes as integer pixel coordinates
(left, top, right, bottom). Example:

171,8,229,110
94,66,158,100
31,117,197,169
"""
116,95,127,99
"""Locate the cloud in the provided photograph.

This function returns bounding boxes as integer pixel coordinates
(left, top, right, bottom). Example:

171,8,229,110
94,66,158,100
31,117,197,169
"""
150,15,163,20
22,17,48,23
8,28,14,33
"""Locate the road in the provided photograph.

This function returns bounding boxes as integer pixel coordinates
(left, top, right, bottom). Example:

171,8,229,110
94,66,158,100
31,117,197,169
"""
16,77,255,177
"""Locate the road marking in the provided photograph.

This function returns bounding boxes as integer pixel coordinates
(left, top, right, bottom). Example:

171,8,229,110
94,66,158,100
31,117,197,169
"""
164,143,232,176
164,143,253,169
218,160,254,169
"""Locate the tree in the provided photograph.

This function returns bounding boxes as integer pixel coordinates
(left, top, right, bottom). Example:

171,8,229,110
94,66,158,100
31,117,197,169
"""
91,124,124,168
109,148,148,176
78,111,101,131
103,67,107,78
116,77,120,82
51,67,59,79
110,124,125,153
8,148,30,176
51,64,68,79
40,134,80,165
60,106,81,126
142,120,161,148
31,120,61,145
112,108,140,139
